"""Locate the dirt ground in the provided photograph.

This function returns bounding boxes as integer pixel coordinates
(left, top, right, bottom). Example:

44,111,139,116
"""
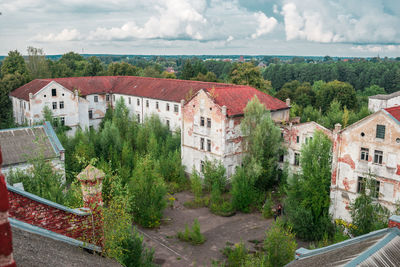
136,191,274,267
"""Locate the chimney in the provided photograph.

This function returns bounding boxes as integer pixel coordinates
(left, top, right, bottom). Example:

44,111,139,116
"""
77,165,104,208
0,148,17,267
29,93,33,99
222,105,227,116
286,98,291,106
74,89,78,98
388,215,400,229
334,123,342,134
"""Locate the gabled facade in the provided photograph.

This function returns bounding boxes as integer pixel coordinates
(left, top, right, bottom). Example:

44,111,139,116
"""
182,87,289,177
330,106,400,221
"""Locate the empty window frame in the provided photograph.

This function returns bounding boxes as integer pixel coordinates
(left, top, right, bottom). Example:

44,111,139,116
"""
279,153,284,162
137,98,140,106
174,104,179,113
60,117,65,126
146,100,149,108
207,139,211,152
88,110,93,119
137,114,140,123
94,95,98,102
166,103,170,111
200,160,205,173
52,102,57,110
200,116,205,126
52,88,57,96
360,147,369,161
207,118,211,128
357,177,366,193
166,120,170,129
294,153,300,166
59,101,64,109
200,138,205,150
156,102,159,109
374,150,383,164
376,125,386,139
106,94,110,102
296,136,300,143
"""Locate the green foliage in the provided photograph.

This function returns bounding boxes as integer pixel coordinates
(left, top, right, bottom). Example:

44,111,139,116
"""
262,193,274,219
231,167,256,213
230,62,267,91
26,47,50,79
129,156,167,228
190,169,203,202
350,173,390,236
202,160,227,193
316,80,357,112
263,220,297,267
285,131,334,240
363,85,386,96
222,241,248,267
177,219,206,245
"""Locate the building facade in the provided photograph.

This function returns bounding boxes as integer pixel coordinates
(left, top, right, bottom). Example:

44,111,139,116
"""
330,106,400,221
368,91,400,112
182,87,289,177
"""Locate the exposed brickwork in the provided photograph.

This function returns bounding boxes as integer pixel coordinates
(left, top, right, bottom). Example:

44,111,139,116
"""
338,154,356,170
397,165,400,176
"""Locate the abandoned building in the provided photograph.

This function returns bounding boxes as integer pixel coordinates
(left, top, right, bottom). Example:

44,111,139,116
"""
0,122,65,180
181,87,289,177
10,76,250,135
368,91,400,112
330,106,400,222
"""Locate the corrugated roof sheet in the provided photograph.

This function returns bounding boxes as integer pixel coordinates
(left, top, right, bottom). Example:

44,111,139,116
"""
10,77,288,115
0,126,57,166
385,106,400,123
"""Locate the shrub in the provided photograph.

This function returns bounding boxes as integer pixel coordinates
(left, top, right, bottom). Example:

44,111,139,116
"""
203,160,227,193
231,167,256,213
262,193,274,219
222,241,248,267
191,168,203,201
129,156,167,228
177,219,206,245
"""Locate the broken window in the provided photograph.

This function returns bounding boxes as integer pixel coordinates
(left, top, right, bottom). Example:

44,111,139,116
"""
166,120,170,130
94,95,98,102
374,150,383,165
200,160,205,173
88,110,93,119
279,153,284,162
294,153,300,166
60,117,65,126
52,102,57,110
360,147,369,161
156,102,159,109
59,101,64,109
200,116,205,126
166,103,170,111
174,104,179,113
52,88,57,96
146,100,149,107
358,176,380,198
137,98,140,106
52,117,59,127
200,138,204,150
357,177,366,193
106,94,110,102
296,136,299,143
376,125,385,139
207,118,211,128
207,139,211,152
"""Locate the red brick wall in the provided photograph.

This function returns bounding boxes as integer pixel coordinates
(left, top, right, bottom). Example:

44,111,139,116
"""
7,191,103,247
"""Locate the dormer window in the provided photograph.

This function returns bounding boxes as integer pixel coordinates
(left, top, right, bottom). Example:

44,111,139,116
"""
52,88,57,96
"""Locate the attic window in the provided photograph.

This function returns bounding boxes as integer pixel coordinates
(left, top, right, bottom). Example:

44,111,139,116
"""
376,125,385,139
44,95,46,98
52,88,57,96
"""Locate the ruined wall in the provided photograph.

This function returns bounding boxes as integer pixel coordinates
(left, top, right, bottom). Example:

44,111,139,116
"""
368,95,400,112
86,94,108,130
271,108,290,123
330,111,400,221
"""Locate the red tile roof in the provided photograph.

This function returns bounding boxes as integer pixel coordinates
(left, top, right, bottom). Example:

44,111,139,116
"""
10,76,288,116
385,106,400,123
206,86,288,116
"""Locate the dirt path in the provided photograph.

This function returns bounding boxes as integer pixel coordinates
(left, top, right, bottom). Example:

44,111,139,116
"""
137,191,274,267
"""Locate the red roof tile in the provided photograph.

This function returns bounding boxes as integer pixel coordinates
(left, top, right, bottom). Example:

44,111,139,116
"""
10,76,288,115
385,106,400,123
206,86,288,116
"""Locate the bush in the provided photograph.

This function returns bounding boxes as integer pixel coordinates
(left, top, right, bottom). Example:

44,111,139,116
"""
231,167,256,213
203,160,227,193
264,220,297,267
177,219,206,245
209,182,235,216
262,193,274,219
191,169,203,202
129,156,167,228
222,241,248,267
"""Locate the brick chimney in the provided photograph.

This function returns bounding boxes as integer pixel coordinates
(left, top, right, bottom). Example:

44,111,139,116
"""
0,148,16,267
388,215,400,229
77,165,104,208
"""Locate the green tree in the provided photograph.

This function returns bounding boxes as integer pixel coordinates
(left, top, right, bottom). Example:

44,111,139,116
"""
316,80,357,113
230,62,267,91
363,85,386,96
285,131,334,240
84,56,104,76
181,60,195,80
107,62,140,76
231,166,256,212
26,47,50,79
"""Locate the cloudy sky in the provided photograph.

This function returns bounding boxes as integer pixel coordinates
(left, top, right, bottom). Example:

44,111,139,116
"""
1,0,400,57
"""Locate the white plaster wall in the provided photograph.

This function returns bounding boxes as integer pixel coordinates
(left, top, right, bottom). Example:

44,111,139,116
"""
387,96,400,109
368,98,386,112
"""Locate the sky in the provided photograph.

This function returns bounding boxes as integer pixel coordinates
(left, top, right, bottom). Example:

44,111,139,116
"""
1,0,400,57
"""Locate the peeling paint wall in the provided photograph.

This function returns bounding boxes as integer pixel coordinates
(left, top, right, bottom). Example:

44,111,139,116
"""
368,96,400,112
330,111,400,221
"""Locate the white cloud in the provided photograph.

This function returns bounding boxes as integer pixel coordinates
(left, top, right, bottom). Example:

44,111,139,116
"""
251,11,277,39
32,29,82,42
226,35,234,42
351,44,400,53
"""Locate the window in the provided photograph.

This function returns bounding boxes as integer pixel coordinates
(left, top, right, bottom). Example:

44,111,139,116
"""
88,110,93,119
137,114,140,123
23,102,26,109
200,138,204,150
296,136,299,143
106,94,110,102
60,117,65,126
200,160,205,173
207,139,211,152
372,180,380,198
357,177,366,193
113,95,115,101
200,116,205,126
137,99,140,106
52,88,57,96
128,97,131,105
305,137,313,144
360,147,369,161
166,103,170,111
59,101,64,109
207,118,211,128
52,102,57,110
174,104,179,113
357,177,380,198
94,95,98,102
279,154,284,162
294,153,300,166
146,100,149,108
376,125,386,139
281,132,284,138
156,102,159,109
374,150,383,164
166,120,170,130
